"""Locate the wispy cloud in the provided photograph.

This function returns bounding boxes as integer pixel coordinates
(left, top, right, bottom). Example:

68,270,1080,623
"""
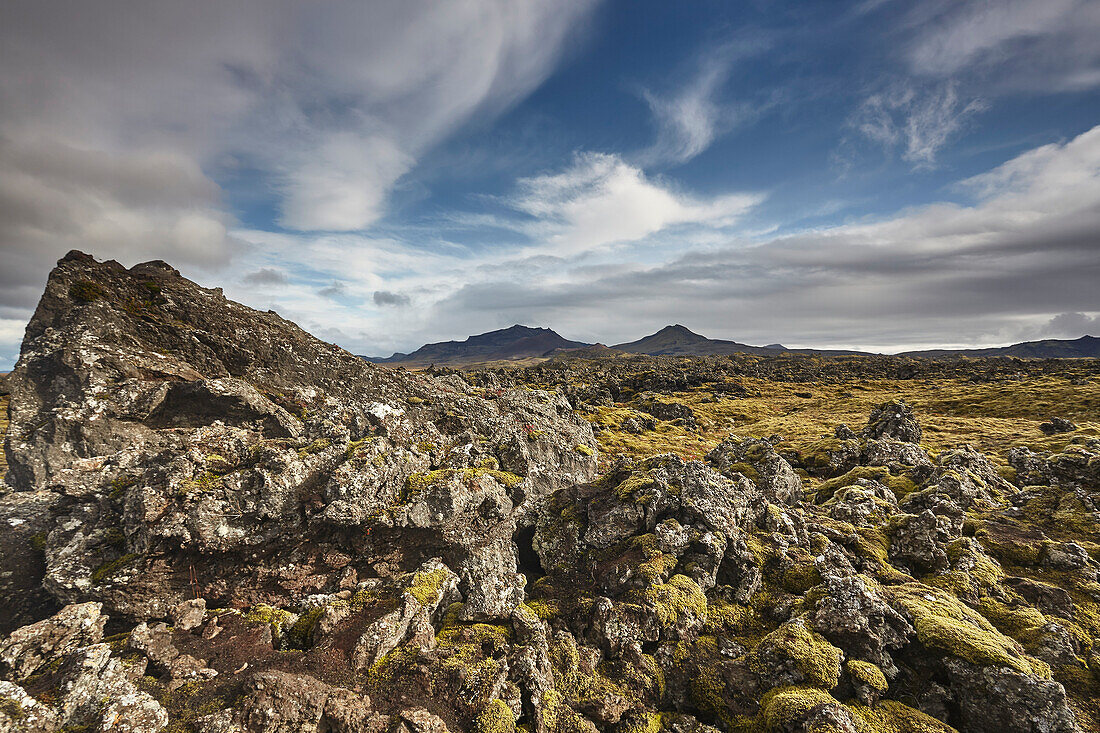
637,38,773,166
903,0,1100,90
851,81,986,168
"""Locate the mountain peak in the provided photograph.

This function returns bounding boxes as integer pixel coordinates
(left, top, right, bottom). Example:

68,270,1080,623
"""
365,324,589,365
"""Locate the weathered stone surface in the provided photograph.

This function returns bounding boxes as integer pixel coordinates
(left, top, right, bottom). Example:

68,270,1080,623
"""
0,606,166,732
0,602,104,680
706,435,804,505
0,680,59,732
350,559,459,672
862,399,922,443
170,597,207,631
3,251,597,619
232,671,388,733
3,253,1097,733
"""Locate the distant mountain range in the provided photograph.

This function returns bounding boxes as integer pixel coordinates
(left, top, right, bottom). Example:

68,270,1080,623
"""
362,325,1100,366
610,324,866,357
900,335,1100,359
361,325,589,366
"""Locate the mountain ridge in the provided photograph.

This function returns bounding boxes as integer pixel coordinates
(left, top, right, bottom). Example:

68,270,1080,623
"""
365,325,1099,365
363,324,590,365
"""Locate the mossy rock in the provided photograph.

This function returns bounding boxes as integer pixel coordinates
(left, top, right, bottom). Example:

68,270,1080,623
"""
889,584,1048,676
846,660,888,692
750,618,844,689
474,699,517,733
640,574,707,628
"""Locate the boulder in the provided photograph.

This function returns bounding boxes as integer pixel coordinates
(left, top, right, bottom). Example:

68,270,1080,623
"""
862,400,922,444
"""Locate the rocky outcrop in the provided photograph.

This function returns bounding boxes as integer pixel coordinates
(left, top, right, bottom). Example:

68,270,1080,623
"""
0,604,167,732
3,251,597,619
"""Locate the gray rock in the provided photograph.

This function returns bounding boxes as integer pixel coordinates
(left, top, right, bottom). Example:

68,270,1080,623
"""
3,251,597,619
706,435,804,505
1040,417,1077,435
941,657,1077,733
169,597,206,631
862,400,922,444
0,602,105,680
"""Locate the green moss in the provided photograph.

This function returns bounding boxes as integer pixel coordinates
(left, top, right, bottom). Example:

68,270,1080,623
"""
751,618,843,689
848,700,957,733
642,574,707,627
725,461,760,483
30,531,48,551
846,660,887,692
297,438,332,458
408,567,452,605
474,699,516,733
890,584,1047,676
0,696,25,721
524,599,560,621
781,561,822,594
704,599,760,637
69,280,106,302
407,396,426,405
108,474,138,499
976,597,1055,653
243,604,295,637
90,553,140,583
547,632,627,705
816,466,918,502
344,437,376,459
759,686,837,731
574,444,595,456
620,712,662,733
285,606,324,648
178,471,222,497
405,468,525,503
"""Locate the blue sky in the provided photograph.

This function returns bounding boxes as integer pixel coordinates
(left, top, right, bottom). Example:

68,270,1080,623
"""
1,0,1099,368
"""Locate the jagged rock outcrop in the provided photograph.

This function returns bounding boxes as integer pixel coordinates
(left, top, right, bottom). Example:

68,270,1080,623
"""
3,251,597,620
0,603,167,732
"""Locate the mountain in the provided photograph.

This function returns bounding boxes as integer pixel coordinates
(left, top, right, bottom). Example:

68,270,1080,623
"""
611,324,773,356
901,335,1100,359
363,324,590,366
611,324,868,357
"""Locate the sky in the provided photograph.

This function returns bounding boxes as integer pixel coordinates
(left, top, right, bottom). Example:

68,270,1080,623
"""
1,0,1099,368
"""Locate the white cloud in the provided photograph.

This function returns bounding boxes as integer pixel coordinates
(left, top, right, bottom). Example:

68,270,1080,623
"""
0,0,600,365
1040,312,1100,338
904,0,1100,90
511,153,763,254
214,126,1100,358
852,82,986,167
0,138,237,309
0,0,599,271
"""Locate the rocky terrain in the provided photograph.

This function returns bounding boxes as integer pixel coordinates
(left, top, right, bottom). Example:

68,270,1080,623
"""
1,252,1099,733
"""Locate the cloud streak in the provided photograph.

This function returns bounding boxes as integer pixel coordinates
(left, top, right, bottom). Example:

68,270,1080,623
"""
637,37,773,166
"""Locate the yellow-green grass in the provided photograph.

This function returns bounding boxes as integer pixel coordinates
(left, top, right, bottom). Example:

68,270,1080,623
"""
587,375,1100,470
